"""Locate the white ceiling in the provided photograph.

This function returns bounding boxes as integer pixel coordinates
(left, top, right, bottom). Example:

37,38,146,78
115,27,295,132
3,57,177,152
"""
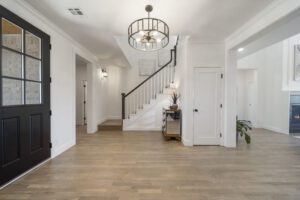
25,0,275,67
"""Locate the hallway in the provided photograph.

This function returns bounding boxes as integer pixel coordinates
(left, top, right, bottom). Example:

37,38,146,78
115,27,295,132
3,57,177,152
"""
1,128,300,199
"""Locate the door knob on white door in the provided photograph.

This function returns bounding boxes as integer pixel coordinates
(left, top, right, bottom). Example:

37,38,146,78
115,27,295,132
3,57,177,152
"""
193,109,198,112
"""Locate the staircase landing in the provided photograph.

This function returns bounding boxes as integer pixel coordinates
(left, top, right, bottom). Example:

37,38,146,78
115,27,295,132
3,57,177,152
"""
98,120,122,131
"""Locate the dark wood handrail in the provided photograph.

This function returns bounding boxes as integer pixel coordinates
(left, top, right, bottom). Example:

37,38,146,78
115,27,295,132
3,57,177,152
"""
124,49,175,98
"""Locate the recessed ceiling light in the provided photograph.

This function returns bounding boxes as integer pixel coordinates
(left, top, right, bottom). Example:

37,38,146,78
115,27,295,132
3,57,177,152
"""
238,48,244,52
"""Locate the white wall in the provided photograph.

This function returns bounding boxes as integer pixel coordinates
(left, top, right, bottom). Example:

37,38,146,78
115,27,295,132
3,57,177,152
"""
188,42,226,67
0,0,107,158
180,40,226,146
237,42,290,134
105,66,127,119
76,64,87,125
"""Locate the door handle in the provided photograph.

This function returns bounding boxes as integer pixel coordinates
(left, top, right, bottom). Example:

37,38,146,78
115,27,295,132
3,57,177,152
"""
193,109,198,112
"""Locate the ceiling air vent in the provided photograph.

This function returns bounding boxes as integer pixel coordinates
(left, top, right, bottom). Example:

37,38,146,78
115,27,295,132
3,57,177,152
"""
68,8,83,16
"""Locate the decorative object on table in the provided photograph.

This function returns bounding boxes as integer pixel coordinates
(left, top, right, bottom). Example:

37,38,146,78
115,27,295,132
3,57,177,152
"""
236,117,252,144
138,59,156,76
294,45,300,81
169,91,180,110
162,108,181,141
128,5,169,51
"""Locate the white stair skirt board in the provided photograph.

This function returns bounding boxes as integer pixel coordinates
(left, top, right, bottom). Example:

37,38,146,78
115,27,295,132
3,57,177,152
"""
260,125,289,135
123,93,170,131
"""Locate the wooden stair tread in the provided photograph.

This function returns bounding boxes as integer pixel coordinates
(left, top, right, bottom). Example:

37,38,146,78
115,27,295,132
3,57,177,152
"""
98,120,122,131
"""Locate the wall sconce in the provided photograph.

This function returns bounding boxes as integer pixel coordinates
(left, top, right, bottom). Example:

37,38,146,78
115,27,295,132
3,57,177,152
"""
100,68,108,80
102,69,108,78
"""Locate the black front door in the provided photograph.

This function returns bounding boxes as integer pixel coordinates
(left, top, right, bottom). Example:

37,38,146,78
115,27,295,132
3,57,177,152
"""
0,6,51,185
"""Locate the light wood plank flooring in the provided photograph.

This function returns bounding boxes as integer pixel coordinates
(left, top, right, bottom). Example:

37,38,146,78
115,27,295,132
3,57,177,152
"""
1,128,300,199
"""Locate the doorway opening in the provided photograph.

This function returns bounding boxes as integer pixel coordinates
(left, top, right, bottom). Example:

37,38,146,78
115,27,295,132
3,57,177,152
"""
230,9,300,143
75,55,89,136
237,69,258,126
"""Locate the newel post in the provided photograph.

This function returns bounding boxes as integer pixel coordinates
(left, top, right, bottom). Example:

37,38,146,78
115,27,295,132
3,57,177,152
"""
121,93,125,119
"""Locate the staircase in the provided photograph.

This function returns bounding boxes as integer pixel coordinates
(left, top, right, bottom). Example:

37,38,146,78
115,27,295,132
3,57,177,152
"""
121,37,179,125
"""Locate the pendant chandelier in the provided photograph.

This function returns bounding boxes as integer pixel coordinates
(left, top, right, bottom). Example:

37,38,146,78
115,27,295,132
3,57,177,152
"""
128,5,169,51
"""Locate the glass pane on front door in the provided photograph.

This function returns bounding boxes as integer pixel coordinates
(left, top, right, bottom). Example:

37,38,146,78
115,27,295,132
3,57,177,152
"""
25,31,41,59
1,48,22,78
25,81,41,104
2,18,22,52
25,57,41,81
2,78,23,106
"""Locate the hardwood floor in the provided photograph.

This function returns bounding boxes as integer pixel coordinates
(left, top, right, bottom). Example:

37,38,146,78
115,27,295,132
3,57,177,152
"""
1,128,300,199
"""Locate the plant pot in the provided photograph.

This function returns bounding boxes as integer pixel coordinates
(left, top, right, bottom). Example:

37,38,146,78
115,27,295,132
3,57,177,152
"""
169,104,178,110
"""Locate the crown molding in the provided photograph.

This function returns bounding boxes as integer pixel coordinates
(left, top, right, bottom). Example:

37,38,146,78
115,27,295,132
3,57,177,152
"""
226,0,300,50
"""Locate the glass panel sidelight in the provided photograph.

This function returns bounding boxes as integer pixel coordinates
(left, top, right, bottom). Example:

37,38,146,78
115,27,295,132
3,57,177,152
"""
25,57,41,81
25,81,41,104
2,18,23,52
25,31,41,59
1,49,22,78
2,78,23,106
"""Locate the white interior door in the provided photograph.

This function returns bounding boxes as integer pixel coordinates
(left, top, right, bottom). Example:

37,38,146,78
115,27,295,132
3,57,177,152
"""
193,68,222,145
245,70,258,125
245,80,255,122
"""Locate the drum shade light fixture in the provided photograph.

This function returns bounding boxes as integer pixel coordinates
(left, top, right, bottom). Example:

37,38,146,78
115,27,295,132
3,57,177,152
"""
128,5,169,51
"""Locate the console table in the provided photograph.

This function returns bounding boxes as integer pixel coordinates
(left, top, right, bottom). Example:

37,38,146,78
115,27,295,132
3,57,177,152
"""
162,108,182,141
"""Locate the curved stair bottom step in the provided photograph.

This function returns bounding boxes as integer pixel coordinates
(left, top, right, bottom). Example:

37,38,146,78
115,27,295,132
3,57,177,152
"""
98,120,122,131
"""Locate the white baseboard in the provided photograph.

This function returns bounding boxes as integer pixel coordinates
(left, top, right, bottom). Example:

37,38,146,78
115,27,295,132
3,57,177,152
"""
0,158,50,190
260,125,289,135
51,139,76,158
182,138,193,146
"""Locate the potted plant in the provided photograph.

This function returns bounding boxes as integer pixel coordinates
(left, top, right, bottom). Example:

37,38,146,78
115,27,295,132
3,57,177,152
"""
236,117,252,144
170,92,180,110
